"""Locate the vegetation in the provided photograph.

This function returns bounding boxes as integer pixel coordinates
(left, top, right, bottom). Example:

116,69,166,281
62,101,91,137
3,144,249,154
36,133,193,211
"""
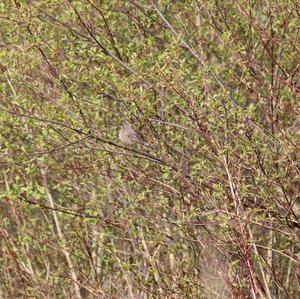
0,0,299,298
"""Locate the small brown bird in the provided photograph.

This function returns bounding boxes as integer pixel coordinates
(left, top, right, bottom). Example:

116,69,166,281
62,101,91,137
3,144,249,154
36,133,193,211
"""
119,124,141,145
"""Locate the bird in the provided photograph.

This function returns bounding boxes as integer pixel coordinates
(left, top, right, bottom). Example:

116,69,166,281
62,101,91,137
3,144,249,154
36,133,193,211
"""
119,123,141,145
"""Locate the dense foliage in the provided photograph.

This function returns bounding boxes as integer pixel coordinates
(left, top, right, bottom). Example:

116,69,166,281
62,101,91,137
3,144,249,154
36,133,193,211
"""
0,0,299,298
